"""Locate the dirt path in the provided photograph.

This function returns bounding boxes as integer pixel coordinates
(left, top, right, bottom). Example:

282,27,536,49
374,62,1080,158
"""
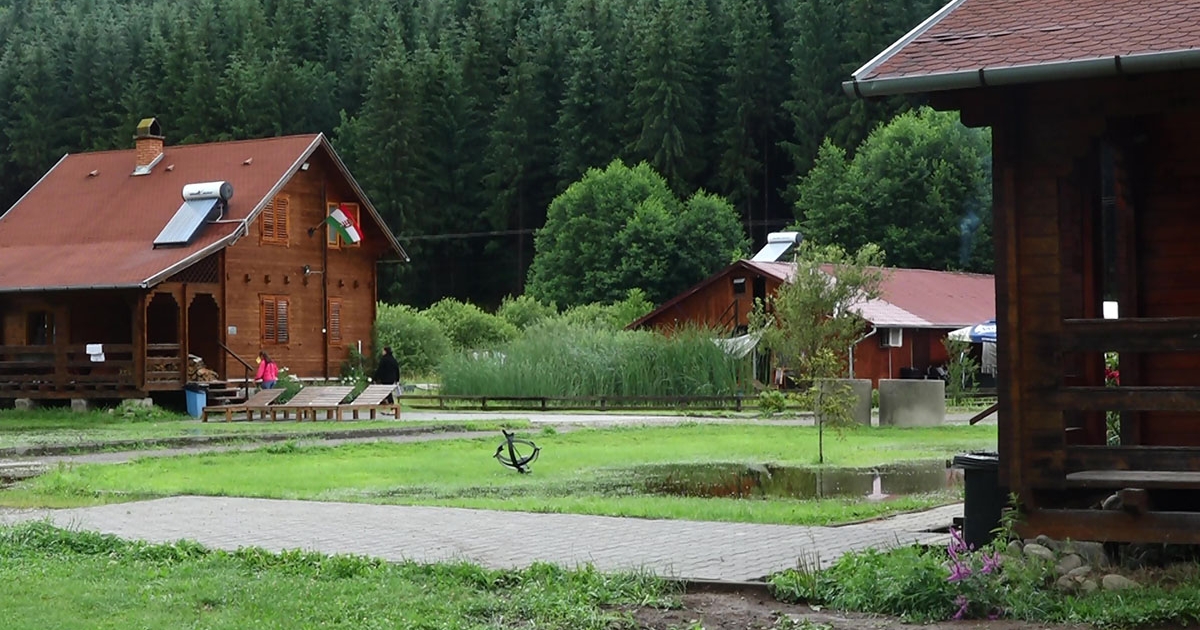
632,591,1085,630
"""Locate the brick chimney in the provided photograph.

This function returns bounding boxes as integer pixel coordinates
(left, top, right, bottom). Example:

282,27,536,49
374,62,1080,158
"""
133,117,164,176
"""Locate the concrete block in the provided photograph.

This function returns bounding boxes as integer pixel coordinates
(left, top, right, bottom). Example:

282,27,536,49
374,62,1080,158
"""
815,379,872,426
878,379,945,427
70,398,91,413
127,398,154,408
14,398,36,411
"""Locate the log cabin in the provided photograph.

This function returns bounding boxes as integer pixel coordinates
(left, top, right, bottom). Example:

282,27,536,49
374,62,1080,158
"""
629,260,994,387
0,118,407,404
846,0,1200,543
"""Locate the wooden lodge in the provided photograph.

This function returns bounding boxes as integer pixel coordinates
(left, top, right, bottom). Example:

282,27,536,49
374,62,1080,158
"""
0,118,407,402
848,0,1200,542
629,259,995,387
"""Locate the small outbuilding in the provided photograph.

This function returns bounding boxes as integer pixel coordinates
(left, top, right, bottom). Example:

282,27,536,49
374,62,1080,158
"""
629,260,994,387
847,0,1200,542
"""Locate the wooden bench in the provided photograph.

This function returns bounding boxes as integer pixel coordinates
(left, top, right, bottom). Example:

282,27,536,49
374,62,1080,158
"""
271,386,354,421
1065,470,1200,490
335,384,402,421
202,388,284,422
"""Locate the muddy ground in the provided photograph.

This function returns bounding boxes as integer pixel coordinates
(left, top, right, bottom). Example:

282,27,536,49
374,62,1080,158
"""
629,591,1089,630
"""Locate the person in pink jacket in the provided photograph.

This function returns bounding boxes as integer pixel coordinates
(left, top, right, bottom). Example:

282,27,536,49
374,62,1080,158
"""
255,351,279,389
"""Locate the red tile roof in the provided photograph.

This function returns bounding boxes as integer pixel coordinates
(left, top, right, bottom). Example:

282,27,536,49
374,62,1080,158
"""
848,0,1200,96
743,262,995,328
631,260,994,330
0,134,403,292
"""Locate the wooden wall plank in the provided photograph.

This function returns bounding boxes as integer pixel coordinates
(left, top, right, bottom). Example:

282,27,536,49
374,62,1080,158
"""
222,149,386,379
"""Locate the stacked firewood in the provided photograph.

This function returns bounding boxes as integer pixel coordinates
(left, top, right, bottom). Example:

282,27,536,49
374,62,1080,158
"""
187,354,220,382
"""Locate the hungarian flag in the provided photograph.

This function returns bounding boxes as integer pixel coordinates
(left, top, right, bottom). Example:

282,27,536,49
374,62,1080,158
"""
326,205,362,244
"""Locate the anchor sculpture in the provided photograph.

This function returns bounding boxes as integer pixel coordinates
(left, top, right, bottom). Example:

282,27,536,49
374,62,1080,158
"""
494,429,540,474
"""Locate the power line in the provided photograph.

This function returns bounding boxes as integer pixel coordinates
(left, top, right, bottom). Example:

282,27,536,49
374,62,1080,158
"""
398,218,791,242
397,228,536,241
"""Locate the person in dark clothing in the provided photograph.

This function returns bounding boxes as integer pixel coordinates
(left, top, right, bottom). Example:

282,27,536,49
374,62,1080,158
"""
373,346,401,403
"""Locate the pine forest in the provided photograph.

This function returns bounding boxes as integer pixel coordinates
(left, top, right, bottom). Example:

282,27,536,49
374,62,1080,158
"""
0,0,992,309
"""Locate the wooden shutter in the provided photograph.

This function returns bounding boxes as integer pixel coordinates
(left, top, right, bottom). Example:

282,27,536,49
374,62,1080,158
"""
261,296,289,345
261,195,290,245
328,299,342,344
261,297,277,344
276,298,290,343
276,196,290,242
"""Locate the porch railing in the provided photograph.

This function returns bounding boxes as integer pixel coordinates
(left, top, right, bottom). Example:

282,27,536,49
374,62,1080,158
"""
218,341,256,397
0,344,138,397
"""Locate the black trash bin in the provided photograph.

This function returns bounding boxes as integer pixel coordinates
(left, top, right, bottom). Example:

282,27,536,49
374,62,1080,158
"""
899,367,924,379
952,451,1004,549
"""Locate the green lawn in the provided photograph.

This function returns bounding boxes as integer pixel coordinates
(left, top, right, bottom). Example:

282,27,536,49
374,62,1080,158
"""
0,522,674,630
0,408,527,451
4,424,997,524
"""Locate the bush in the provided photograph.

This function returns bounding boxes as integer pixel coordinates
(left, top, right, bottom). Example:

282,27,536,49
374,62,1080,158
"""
497,294,557,330
560,289,655,331
374,302,451,376
439,321,744,397
943,337,979,404
757,390,788,415
771,546,956,623
425,298,519,351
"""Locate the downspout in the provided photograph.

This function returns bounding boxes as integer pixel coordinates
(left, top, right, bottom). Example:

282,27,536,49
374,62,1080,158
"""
321,182,329,380
848,326,878,378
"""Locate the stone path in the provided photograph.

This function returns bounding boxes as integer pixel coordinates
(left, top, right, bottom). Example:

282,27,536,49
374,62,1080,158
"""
0,496,959,581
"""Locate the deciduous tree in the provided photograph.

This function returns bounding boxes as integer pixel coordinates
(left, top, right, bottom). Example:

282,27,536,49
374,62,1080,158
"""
527,160,746,307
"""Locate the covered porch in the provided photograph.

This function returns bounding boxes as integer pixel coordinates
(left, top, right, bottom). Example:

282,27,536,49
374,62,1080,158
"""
0,283,223,400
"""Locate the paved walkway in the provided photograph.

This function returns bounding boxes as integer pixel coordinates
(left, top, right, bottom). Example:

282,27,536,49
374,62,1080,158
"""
0,498,959,581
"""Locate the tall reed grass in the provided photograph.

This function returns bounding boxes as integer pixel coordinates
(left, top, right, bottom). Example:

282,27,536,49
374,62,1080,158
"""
439,321,746,397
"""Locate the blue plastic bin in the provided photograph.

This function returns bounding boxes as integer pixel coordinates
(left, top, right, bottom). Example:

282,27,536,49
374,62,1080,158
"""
184,384,208,418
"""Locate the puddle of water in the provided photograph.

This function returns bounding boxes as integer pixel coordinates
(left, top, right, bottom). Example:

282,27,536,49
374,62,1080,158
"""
629,461,962,500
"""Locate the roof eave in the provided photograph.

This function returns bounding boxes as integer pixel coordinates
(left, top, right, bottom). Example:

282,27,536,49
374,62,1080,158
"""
628,260,774,330
845,48,1200,98
848,0,968,86
865,322,977,329
0,153,68,222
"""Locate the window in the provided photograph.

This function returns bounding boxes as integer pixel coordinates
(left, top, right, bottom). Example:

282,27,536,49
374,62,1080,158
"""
26,311,55,345
327,298,342,344
260,194,290,245
326,202,360,248
879,328,903,348
732,277,746,295
261,295,290,345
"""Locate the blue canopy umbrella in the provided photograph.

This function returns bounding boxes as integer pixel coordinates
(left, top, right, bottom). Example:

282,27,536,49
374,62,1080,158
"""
948,319,996,344
966,319,997,343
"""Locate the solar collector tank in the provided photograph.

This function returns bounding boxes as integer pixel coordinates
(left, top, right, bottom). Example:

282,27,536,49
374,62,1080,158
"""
181,181,234,202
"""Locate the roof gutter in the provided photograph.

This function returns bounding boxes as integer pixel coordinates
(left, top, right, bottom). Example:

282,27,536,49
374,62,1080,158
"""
848,325,877,378
0,283,143,294
845,48,1200,99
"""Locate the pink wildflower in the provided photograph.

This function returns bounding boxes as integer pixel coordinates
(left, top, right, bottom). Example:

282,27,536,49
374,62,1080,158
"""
947,561,971,583
953,595,970,620
980,551,1002,574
